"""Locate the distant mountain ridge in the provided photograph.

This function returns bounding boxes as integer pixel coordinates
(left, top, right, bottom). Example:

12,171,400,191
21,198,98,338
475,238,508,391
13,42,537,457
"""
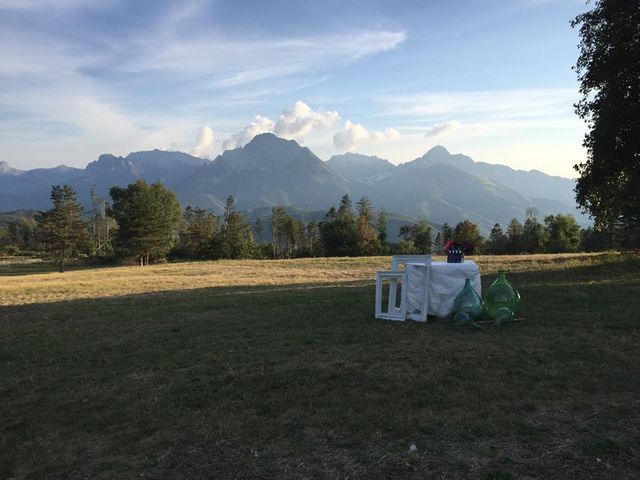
325,152,396,184
409,146,578,213
178,134,354,212
0,134,585,232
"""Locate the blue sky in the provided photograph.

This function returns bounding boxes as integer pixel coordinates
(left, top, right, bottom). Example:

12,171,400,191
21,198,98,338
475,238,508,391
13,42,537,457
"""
0,0,589,176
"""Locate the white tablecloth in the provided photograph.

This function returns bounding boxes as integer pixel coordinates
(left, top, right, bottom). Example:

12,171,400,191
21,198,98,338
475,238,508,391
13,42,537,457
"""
406,261,481,317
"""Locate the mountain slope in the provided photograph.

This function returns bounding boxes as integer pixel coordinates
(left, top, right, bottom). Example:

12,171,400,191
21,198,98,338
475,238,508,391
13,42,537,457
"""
413,145,582,221
0,137,584,232
179,133,359,212
0,151,208,210
325,153,395,184
371,161,533,231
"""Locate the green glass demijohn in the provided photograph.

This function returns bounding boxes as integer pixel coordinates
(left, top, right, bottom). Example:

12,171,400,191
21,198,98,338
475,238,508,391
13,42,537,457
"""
452,278,484,325
484,270,521,324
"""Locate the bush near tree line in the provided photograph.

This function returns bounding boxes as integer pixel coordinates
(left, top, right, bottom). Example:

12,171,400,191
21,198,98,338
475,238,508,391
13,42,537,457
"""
0,183,620,267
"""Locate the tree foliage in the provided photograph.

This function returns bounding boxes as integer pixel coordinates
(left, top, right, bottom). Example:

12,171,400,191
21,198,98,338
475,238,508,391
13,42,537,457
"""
486,223,507,254
505,218,525,254
376,209,388,247
110,180,182,265
522,208,548,253
219,196,256,259
319,195,358,256
572,0,640,246
35,185,88,272
545,214,582,253
398,218,433,254
441,223,453,242
179,206,218,259
453,220,484,253
356,197,380,255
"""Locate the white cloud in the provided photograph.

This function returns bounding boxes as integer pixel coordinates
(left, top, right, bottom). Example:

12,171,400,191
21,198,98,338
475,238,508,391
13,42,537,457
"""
191,126,216,159
333,121,369,151
0,0,407,168
372,127,400,142
424,120,460,139
273,101,340,139
221,115,275,151
221,101,340,150
333,121,400,151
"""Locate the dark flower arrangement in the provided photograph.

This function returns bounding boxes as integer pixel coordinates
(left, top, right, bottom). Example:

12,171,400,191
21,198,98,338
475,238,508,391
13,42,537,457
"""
444,240,474,254
444,240,473,263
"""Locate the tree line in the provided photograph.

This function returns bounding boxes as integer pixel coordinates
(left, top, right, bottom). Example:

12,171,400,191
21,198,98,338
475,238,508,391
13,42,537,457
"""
0,181,615,270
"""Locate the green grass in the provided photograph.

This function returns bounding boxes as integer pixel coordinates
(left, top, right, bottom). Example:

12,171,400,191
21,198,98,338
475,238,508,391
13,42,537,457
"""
1,254,640,479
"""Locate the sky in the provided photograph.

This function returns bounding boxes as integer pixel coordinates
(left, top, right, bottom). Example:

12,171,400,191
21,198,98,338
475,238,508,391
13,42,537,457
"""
0,0,590,177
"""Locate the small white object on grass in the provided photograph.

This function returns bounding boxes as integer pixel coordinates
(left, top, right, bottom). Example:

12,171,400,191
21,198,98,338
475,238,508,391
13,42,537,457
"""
408,443,417,453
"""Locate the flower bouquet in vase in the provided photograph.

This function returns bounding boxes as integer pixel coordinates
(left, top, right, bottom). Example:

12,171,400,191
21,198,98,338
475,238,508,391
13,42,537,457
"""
444,240,474,263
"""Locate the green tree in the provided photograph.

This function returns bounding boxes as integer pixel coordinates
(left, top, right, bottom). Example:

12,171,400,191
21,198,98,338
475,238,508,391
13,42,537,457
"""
441,223,453,242
220,195,256,259
505,218,525,254
413,218,433,254
89,187,114,256
303,221,322,257
523,208,548,253
3,218,38,252
319,195,358,256
572,1,640,246
433,231,443,254
581,226,611,252
545,214,582,253
376,209,388,246
486,223,507,255
179,206,218,259
36,185,88,272
110,180,182,265
270,206,289,258
397,218,432,254
453,219,484,253
356,197,380,256
255,217,264,243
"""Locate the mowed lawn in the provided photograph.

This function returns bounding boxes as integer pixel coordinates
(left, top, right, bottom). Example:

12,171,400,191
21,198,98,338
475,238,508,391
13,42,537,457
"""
1,254,639,479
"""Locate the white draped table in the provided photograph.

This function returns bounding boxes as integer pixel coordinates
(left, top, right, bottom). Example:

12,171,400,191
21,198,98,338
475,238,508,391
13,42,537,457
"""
405,261,481,318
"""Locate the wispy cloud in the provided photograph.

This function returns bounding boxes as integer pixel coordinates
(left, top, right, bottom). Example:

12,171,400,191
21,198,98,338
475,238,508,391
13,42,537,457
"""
381,89,576,120
118,29,407,87
424,120,460,139
0,0,406,167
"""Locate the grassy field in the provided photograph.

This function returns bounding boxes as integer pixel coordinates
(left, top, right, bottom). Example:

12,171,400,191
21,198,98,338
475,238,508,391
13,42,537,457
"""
1,253,639,479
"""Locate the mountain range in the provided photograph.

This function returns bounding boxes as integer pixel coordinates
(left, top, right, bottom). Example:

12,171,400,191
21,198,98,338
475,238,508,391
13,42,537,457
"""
0,133,585,232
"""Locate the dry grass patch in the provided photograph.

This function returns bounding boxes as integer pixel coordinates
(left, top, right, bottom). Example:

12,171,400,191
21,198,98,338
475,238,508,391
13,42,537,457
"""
0,253,617,306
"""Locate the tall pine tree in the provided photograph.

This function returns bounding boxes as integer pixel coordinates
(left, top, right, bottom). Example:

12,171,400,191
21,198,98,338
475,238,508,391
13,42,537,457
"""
220,195,255,259
36,185,88,272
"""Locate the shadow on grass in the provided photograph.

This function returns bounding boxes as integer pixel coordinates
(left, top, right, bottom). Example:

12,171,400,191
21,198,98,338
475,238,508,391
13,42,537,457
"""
0,259,119,276
1,260,639,479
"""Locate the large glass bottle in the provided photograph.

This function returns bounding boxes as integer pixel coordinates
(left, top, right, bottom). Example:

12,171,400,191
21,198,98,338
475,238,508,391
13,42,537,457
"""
451,278,484,325
484,270,520,324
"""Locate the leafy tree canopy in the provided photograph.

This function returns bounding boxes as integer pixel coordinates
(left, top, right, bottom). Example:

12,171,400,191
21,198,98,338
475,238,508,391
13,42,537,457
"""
572,0,640,245
110,180,182,265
